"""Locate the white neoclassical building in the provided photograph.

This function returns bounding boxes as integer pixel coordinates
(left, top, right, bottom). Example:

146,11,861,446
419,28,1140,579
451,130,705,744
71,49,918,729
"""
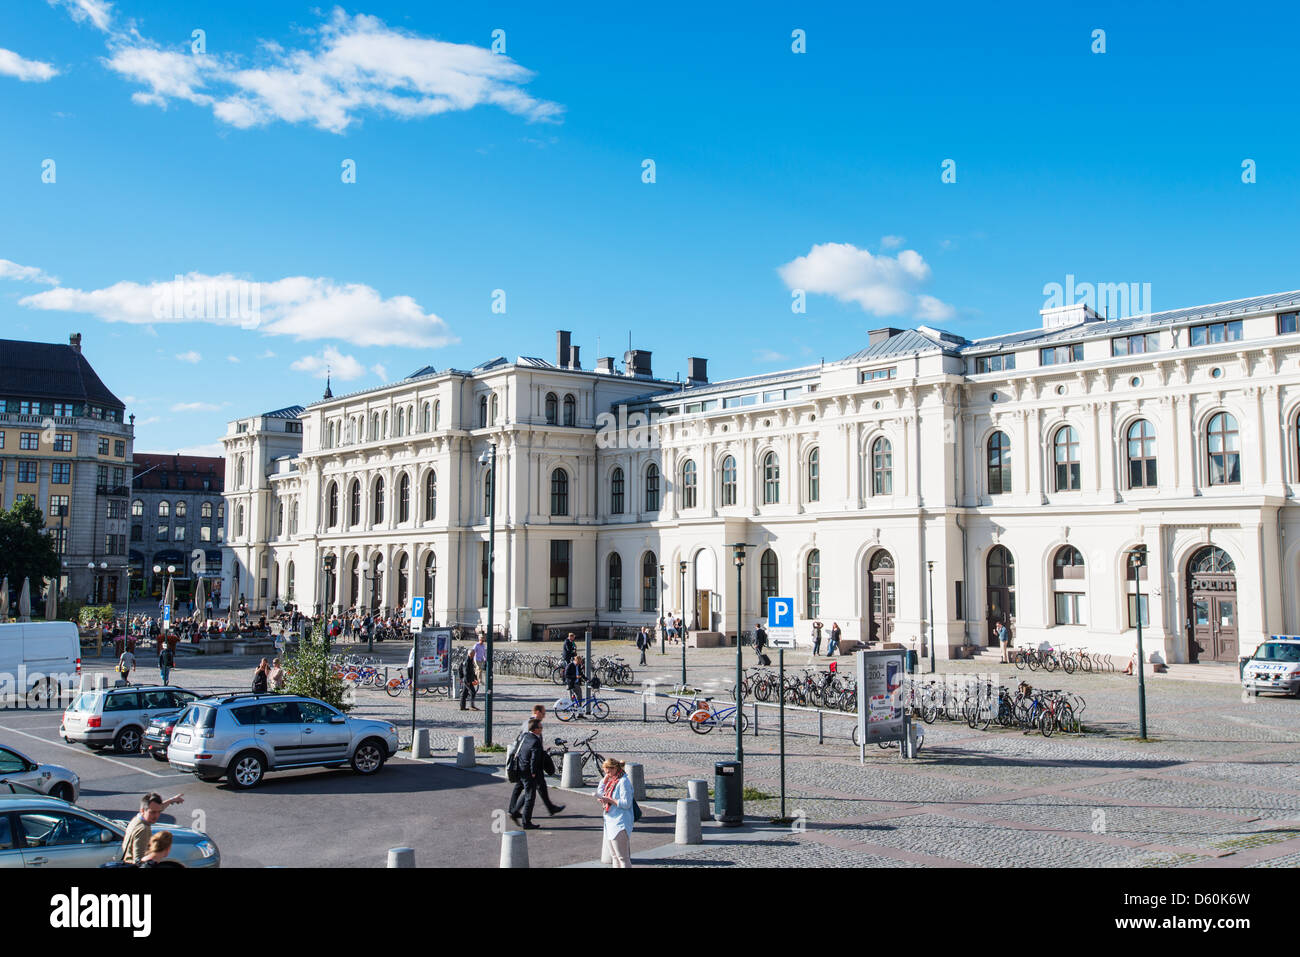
222,290,1300,666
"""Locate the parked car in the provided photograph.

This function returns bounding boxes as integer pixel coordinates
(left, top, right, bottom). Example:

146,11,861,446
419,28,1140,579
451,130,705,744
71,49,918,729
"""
0,745,79,802
60,686,200,754
1242,638,1300,697
0,793,219,868
0,622,80,707
168,693,400,789
141,713,182,762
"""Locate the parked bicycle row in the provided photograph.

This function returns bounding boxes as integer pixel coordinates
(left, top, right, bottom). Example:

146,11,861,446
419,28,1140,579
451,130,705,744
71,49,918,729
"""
1013,646,1118,674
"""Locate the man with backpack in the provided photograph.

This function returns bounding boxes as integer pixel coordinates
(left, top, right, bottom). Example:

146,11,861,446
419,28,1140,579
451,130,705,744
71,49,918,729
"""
507,717,563,828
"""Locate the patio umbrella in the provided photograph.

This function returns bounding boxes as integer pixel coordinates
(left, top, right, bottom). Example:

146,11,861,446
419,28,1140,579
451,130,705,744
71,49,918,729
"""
192,578,207,624
1,576,8,620
17,577,31,622
44,579,57,620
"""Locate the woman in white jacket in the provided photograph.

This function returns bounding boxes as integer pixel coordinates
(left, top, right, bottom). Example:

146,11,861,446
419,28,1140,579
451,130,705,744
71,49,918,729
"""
595,757,635,867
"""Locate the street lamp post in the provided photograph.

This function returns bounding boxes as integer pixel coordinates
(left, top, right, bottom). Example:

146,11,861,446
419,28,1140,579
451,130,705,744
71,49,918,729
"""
659,563,665,655
678,559,688,687
927,560,936,674
360,560,379,653
479,444,498,747
1130,546,1149,739
729,543,753,764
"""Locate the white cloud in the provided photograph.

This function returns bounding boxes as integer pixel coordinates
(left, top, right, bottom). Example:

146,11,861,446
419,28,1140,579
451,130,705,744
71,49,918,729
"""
135,415,161,425
47,0,114,32
171,401,224,412
168,442,225,458
0,259,57,285
103,9,562,134
0,49,59,82
755,349,787,363
777,242,956,321
370,363,388,382
175,350,201,363
292,346,365,381
880,235,905,250
20,271,457,349
226,355,240,363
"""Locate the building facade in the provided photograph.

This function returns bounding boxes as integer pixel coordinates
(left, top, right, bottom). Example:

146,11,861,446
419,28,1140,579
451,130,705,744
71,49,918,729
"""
223,290,1300,665
129,453,225,608
0,333,133,605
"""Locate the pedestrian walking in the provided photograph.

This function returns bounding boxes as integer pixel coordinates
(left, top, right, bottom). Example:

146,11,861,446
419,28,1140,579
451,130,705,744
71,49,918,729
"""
459,654,479,710
827,622,841,656
157,644,174,686
636,626,649,665
811,619,823,656
508,717,556,828
997,620,1011,663
674,615,684,645
120,791,184,864
116,646,136,685
472,633,488,675
595,757,635,867
507,710,563,822
252,658,270,694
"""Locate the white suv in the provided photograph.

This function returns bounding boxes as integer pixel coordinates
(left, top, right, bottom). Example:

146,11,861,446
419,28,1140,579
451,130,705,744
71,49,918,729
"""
60,686,200,754
1242,638,1300,697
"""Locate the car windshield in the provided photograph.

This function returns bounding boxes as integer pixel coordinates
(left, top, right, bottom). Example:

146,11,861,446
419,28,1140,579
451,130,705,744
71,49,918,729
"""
1254,643,1300,663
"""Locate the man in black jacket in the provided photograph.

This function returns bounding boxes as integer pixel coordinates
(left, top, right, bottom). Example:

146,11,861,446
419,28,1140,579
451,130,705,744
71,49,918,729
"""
563,655,584,705
508,718,561,828
561,632,577,664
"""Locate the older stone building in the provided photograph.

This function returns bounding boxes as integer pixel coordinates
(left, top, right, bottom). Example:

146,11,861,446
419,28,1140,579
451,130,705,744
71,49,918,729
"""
223,289,1300,664
129,453,225,607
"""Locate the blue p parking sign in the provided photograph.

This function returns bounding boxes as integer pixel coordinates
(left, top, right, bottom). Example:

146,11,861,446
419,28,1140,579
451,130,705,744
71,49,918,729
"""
410,596,425,621
767,597,793,629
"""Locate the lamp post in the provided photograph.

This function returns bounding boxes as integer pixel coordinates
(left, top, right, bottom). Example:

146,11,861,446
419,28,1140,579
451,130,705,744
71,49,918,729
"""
478,444,498,747
729,542,754,764
659,563,665,654
1130,546,1149,739
678,559,688,686
360,559,379,653
927,560,936,674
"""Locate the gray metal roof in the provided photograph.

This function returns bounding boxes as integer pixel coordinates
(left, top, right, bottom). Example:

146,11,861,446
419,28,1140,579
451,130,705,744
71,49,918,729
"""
262,405,305,419
839,327,965,363
620,366,819,408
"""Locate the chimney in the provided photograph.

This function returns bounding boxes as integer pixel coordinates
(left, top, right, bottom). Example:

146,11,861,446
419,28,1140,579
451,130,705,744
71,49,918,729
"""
69,333,82,354
596,357,615,374
687,357,708,385
624,349,653,379
568,345,581,370
867,327,902,346
556,330,572,368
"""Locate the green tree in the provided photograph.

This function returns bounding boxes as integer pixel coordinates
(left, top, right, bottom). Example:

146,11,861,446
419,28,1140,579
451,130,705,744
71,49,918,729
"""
282,621,352,711
0,499,58,591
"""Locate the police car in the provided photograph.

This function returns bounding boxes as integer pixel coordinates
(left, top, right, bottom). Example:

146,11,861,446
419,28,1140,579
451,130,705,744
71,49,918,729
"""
1241,637,1300,697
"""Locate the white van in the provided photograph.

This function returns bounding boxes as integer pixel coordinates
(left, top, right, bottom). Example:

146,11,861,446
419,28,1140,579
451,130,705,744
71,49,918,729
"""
0,622,81,707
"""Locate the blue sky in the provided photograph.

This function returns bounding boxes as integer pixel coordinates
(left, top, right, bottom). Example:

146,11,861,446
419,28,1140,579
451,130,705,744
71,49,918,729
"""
2,0,1299,455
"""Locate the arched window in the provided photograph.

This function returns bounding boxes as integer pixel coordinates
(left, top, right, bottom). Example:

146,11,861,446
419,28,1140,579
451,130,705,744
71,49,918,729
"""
871,438,893,495
423,552,436,612
424,472,437,521
721,455,737,506
806,549,821,617
158,500,170,518
422,402,432,432
349,480,361,527
397,407,405,437
397,553,409,610
286,561,295,601
398,473,410,523
132,499,144,518
645,464,660,511
807,448,820,502
545,392,558,424
1207,412,1240,486
759,548,779,614
200,501,212,519
550,468,569,516
327,482,339,527
642,552,658,612
382,410,388,438
610,467,625,515
433,400,440,429
478,396,488,429
563,394,576,427
290,501,298,535
987,431,1011,495
762,452,780,504
235,458,245,488
681,459,698,508
373,477,385,525
1052,546,1086,625
483,470,493,517
607,553,623,612
490,393,499,425
1127,420,1157,489
236,504,244,537
1053,426,1081,491
276,502,284,536
175,500,187,518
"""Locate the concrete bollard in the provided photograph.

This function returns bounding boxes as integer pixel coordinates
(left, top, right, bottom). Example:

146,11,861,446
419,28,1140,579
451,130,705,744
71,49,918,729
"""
500,830,529,868
412,728,432,759
675,799,702,844
387,847,415,868
456,734,475,768
561,751,584,788
93,673,107,691
687,779,711,821
627,762,646,801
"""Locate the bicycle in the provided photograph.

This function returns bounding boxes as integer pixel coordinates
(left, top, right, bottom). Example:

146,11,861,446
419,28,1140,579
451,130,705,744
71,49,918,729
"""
554,692,611,721
664,690,708,723
548,729,604,774
688,698,749,734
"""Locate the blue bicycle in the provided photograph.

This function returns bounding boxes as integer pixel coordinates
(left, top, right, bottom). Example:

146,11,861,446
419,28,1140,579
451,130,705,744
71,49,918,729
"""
688,698,749,734
554,693,611,721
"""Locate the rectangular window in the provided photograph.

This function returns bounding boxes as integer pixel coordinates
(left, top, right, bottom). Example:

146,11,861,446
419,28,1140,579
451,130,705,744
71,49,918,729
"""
17,461,38,483
549,539,571,608
49,495,69,518
1111,333,1160,356
1127,593,1150,629
19,432,39,450
859,367,897,383
762,390,783,403
18,400,36,415
157,524,168,541
200,525,212,542
50,527,67,554
722,394,758,408
53,433,73,452
0,432,4,448
98,437,110,455
174,525,186,541
1280,313,1298,335
1054,592,1086,626
96,465,108,487
106,500,125,519
974,353,1015,374
1189,320,1243,347
114,440,125,457
112,467,124,488
954,581,964,618
51,463,71,484
1039,344,1083,365
285,421,303,433
481,542,490,606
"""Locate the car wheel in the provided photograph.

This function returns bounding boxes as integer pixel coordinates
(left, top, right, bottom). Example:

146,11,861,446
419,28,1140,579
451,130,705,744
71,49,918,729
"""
228,750,266,789
351,738,386,775
114,726,142,753
49,782,74,802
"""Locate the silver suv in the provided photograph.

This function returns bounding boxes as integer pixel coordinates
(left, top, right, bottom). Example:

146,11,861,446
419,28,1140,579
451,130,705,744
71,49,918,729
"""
61,686,200,754
167,694,400,789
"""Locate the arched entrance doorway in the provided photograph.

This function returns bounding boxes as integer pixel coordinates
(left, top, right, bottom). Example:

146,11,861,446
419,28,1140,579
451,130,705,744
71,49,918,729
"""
1187,546,1237,663
370,554,384,613
348,555,359,609
986,545,1015,645
396,553,409,612
867,550,896,644
692,548,716,631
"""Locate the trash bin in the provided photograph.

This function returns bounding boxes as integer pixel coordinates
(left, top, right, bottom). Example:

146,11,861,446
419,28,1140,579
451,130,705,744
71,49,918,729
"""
714,761,743,826
906,649,918,674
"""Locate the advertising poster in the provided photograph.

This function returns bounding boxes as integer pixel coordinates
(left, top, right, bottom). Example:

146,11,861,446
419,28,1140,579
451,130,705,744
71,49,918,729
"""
857,648,905,746
416,627,453,689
